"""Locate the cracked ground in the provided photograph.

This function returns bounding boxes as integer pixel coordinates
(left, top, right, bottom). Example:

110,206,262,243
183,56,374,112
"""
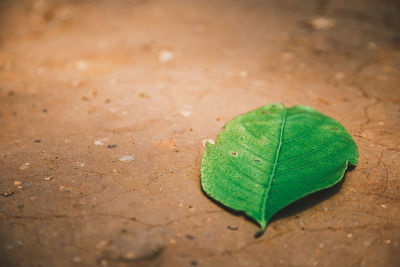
0,0,399,266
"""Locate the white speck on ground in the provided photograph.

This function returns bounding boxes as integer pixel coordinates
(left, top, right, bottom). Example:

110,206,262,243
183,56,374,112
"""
309,17,336,30
202,139,215,146
178,110,191,117
19,163,30,170
94,138,109,146
119,155,134,163
158,50,174,63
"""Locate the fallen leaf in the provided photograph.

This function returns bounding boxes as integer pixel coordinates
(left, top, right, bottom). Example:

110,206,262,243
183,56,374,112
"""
201,103,358,235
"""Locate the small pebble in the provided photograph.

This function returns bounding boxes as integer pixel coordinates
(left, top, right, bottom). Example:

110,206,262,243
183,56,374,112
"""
107,144,117,149
347,233,353,238
19,163,30,170
119,155,134,163
14,181,21,186
34,139,41,143
178,110,191,117
94,138,109,146
227,225,239,231
44,176,53,181
2,190,14,197
185,234,194,240
76,162,85,167
309,17,336,30
158,50,174,63
190,260,198,266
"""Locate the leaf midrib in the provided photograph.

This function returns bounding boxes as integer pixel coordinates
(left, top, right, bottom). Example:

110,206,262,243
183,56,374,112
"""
260,109,287,228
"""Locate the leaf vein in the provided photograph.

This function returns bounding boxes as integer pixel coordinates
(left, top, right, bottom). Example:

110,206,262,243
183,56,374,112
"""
260,109,287,228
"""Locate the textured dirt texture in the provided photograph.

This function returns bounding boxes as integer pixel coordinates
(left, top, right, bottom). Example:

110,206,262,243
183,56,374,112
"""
0,0,399,266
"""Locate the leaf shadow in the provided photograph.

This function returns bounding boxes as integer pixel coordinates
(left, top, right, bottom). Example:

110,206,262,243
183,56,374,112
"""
201,165,356,237
269,168,353,223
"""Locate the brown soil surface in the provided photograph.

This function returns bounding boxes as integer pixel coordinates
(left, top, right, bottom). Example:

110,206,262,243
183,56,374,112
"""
1,0,399,266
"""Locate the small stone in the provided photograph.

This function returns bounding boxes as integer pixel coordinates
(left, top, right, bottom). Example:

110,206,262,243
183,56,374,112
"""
76,162,85,167
227,225,239,231
169,238,176,244
94,138,109,146
380,204,387,209
309,17,336,30
190,260,198,266
178,110,191,117
107,144,117,149
185,234,194,240
119,155,134,163
19,163,30,170
158,50,174,63
73,256,81,262
385,239,391,244
347,233,353,238
14,181,21,186
34,139,41,143
44,176,53,181
138,92,148,98
3,190,14,197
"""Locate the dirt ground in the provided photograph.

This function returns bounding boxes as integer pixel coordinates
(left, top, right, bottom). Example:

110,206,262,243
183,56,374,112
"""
0,0,399,266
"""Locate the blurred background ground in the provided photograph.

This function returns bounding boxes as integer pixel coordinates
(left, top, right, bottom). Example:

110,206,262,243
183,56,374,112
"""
0,0,399,266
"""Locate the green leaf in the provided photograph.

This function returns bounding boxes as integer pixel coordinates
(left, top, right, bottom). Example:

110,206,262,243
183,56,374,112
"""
201,104,358,235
